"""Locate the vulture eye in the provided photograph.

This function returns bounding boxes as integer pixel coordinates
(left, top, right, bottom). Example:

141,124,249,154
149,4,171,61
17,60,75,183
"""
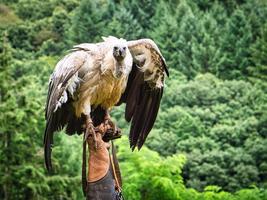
123,47,126,50
114,46,118,51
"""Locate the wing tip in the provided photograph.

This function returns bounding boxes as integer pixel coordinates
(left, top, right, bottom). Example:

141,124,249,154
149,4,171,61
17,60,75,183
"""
165,67,169,77
131,145,135,151
161,58,169,77
130,140,145,151
44,117,54,173
44,143,53,172
137,141,145,150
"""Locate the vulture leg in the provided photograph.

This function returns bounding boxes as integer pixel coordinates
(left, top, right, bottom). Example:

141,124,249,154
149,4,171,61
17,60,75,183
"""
84,116,98,150
104,110,119,133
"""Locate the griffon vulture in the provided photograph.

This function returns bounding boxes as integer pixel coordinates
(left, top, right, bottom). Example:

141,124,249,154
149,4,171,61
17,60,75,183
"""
44,36,169,171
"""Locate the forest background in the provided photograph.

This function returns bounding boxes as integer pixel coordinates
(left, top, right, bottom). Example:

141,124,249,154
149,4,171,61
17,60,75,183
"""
0,0,267,199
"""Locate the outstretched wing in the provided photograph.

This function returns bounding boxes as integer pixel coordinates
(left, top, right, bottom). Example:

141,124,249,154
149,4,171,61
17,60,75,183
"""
44,49,90,171
119,39,169,150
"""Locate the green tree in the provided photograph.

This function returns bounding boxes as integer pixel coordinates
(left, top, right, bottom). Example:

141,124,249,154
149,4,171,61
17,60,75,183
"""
68,0,113,44
217,9,253,79
15,0,54,21
103,6,143,40
248,23,267,86
122,0,159,33
149,74,267,191
116,136,186,200
0,32,13,200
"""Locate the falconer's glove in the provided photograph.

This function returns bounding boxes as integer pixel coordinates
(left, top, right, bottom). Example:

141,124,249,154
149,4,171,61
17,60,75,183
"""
82,126,123,200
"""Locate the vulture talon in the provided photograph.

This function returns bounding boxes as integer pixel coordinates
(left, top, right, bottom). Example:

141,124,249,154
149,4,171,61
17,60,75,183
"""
84,118,98,150
104,115,116,131
101,115,122,142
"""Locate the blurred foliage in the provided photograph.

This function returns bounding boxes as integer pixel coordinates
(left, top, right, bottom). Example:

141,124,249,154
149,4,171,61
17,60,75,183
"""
0,0,267,199
0,4,21,29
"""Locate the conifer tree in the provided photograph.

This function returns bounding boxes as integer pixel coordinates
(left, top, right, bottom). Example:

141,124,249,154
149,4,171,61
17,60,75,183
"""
68,0,114,44
103,6,143,40
191,12,222,75
248,23,267,86
217,9,253,79
0,31,13,200
122,0,159,33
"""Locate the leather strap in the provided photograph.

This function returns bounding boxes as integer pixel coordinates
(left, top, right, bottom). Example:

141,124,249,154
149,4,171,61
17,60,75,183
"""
110,141,122,190
82,132,87,196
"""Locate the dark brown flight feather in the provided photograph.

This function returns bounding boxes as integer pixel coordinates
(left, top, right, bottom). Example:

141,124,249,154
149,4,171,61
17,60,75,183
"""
117,39,169,150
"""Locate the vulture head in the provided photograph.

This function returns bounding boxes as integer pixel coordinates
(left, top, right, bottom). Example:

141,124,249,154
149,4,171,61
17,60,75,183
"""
102,36,133,79
113,45,127,61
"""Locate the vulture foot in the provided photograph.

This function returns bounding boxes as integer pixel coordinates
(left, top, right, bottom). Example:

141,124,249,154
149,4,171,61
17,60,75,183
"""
84,118,98,150
97,116,122,142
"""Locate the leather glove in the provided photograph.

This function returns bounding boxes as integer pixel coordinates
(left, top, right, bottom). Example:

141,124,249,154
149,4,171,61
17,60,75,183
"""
87,131,110,182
